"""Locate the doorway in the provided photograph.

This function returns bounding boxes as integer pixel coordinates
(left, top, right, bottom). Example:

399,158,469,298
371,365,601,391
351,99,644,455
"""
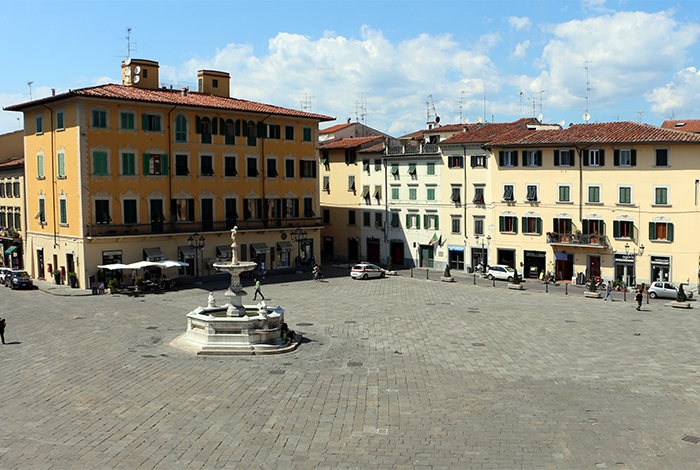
587,254,601,279
497,248,516,269
366,238,380,263
323,237,334,259
348,238,359,261
37,249,45,279
420,245,434,267
390,241,404,265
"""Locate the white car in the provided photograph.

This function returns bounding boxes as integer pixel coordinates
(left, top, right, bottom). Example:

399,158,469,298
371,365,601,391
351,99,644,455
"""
0,267,12,285
350,263,386,280
487,264,518,282
648,282,693,299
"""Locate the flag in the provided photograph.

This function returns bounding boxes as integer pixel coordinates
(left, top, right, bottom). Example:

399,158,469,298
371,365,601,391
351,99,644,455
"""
428,233,438,245
437,235,443,246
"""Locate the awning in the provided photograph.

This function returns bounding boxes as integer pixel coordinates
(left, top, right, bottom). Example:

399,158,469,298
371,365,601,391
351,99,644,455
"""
390,165,399,175
373,186,382,199
98,260,187,271
251,243,270,253
408,164,416,174
178,245,197,260
5,245,17,254
320,157,328,164
277,241,294,252
216,245,232,258
447,245,465,252
144,247,165,261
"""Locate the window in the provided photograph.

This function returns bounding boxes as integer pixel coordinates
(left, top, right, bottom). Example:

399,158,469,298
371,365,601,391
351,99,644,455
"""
247,157,259,177
246,121,257,146
0,184,4,197
499,215,518,233
225,198,238,228
654,186,669,205
323,176,330,191
409,188,417,200
345,149,356,165
123,200,137,224
427,163,435,175
143,153,168,176
285,159,295,178
375,159,382,171
121,112,135,131
613,220,634,239
92,110,107,128
221,155,237,178
12,183,18,198
56,111,64,130
499,150,518,167
348,175,356,191
142,114,161,132
200,155,214,176
175,115,187,142
175,154,189,176
555,149,574,167
585,149,604,167
266,124,281,139
408,163,417,176
449,156,464,168
473,186,484,204
427,188,435,200
503,184,514,202
588,185,601,203
363,160,370,173
93,151,108,175
348,210,356,225
363,211,371,227
173,199,195,222
451,217,461,234
392,187,399,200
95,199,111,224
243,198,262,220
59,199,67,225
361,185,370,199
558,185,571,203
5,182,11,198
615,149,636,167
523,150,541,167
267,158,278,178
225,119,235,145
471,155,486,168
390,212,400,228
374,185,382,201
523,216,542,235
323,209,331,224
618,186,632,204
38,199,46,224
300,160,316,178
284,198,299,218
655,148,669,167
649,221,674,241
37,154,45,179
302,127,312,142
0,209,5,227
13,210,20,231
55,152,65,178
36,114,43,134
405,213,420,229
285,125,295,141
582,219,605,236
526,185,538,202
553,217,572,234
450,187,461,204
321,150,330,170
391,163,399,177
199,117,212,144
474,217,484,236
424,214,439,230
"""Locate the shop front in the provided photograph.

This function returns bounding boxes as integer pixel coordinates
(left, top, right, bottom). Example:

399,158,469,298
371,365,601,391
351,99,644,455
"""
471,247,488,272
101,250,123,285
497,248,516,269
614,253,635,287
524,250,546,279
419,244,434,268
554,252,574,281
390,240,405,265
650,255,671,283
448,245,465,271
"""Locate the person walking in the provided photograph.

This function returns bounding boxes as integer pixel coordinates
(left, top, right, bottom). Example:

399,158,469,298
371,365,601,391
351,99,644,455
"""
635,290,643,311
0,317,6,344
603,281,614,301
253,278,265,300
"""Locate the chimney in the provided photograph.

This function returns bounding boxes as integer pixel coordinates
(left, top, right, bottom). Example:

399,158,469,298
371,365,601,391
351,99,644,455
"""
51,89,56,96
197,70,230,98
121,59,160,90
181,87,188,97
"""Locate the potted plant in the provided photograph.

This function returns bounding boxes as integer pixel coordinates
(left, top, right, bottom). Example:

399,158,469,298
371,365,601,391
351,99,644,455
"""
508,269,524,290
108,278,120,294
134,276,146,291
672,283,691,309
67,272,78,288
585,277,601,298
386,257,396,275
441,264,455,282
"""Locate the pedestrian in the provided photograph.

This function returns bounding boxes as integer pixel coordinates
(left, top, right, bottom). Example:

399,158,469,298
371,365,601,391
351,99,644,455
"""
635,290,643,311
260,261,266,279
0,317,6,344
603,281,614,301
253,278,265,300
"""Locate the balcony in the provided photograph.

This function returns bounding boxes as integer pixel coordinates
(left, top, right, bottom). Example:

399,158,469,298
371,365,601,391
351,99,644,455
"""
386,143,439,155
86,217,323,238
546,232,609,248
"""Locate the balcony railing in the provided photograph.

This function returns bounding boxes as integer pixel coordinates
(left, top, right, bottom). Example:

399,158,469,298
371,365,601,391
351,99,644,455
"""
546,232,609,247
86,217,323,238
386,143,439,155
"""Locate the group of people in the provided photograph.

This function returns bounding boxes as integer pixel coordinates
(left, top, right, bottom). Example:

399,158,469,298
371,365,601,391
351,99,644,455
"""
603,281,644,311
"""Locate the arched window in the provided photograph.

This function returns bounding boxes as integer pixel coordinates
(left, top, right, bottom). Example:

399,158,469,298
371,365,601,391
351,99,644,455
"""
175,115,187,142
247,120,256,146
225,119,235,145
201,117,212,144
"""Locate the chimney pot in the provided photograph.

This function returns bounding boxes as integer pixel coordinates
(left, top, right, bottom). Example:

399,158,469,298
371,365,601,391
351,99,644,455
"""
51,89,56,96
181,87,188,97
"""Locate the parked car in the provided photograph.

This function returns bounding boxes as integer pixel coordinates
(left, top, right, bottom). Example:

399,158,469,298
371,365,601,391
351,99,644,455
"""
648,282,693,299
5,270,33,290
0,267,12,285
487,264,518,282
350,263,386,280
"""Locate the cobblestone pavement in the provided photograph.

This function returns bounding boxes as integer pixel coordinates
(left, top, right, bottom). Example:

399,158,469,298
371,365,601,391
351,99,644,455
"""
1,269,700,469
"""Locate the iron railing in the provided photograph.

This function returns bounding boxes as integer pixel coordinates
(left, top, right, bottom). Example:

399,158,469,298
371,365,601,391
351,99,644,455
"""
546,233,609,247
386,143,439,155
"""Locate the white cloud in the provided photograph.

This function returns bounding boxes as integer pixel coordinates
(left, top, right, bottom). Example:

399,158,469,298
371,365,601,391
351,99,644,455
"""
508,16,532,31
511,40,530,59
646,67,700,118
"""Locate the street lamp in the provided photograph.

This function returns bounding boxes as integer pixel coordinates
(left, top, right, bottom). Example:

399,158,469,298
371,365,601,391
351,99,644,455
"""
290,227,308,268
474,234,491,272
188,232,206,278
624,242,644,256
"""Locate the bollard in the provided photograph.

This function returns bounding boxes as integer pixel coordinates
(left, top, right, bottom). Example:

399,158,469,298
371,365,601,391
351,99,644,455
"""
647,291,650,304
427,269,429,280
411,268,413,278
624,290,627,302
545,282,548,293
565,284,568,295
473,273,476,285
492,278,495,287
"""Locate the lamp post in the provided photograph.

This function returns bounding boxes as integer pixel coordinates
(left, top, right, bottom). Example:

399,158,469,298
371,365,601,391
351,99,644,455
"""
290,227,307,268
188,232,206,278
474,234,491,272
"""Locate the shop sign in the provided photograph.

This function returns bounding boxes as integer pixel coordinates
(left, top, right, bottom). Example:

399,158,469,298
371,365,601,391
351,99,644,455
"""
614,253,635,262
650,256,670,265
524,250,546,258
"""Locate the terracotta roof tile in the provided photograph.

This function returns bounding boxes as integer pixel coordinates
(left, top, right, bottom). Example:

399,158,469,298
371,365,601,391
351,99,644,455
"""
358,142,385,153
5,84,334,121
0,157,24,168
398,123,471,140
487,121,700,147
661,119,700,133
440,118,539,144
319,136,384,149
320,123,354,134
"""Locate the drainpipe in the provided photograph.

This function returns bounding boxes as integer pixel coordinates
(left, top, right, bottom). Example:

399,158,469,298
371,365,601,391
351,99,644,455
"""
39,102,58,250
258,113,272,229
167,103,179,228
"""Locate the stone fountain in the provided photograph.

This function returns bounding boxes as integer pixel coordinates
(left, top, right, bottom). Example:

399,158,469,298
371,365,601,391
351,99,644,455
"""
170,227,299,355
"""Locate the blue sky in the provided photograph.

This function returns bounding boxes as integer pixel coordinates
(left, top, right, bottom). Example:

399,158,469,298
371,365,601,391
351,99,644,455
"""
3,0,700,136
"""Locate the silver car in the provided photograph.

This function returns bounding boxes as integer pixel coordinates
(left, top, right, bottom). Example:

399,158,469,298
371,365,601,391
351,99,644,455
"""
648,282,693,299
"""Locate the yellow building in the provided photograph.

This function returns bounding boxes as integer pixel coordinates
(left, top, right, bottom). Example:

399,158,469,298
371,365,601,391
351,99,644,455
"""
487,121,700,288
0,130,25,268
5,58,332,288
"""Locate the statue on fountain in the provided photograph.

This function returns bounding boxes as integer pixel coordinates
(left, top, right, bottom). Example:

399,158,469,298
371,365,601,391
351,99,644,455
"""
230,226,238,264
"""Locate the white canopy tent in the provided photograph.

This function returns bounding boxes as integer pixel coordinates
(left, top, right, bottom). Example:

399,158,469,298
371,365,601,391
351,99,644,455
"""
98,260,188,270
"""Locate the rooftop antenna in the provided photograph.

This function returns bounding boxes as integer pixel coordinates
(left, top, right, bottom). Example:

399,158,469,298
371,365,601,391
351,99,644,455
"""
457,90,469,122
120,27,138,59
637,111,644,123
483,81,487,122
27,81,33,101
519,91,523,117
576,60,596,121
300,93,314,113
538,90,548,121
354,92,368,127
426,94,439,125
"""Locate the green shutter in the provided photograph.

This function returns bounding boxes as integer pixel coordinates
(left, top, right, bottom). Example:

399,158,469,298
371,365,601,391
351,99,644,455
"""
630,149,637,166
583,150,589,166
537,217,542,235
143,153,150,176
406,214,411,228
423,214,428,229
434,215,439,230
499,216,505,232
142,114,149,131
522,216,526,232
649,222,656,240
554,150,559,166
257,121,266,138
219,117,226,135
600,221,605,236
613,220,620,238
599,149,605,166
415,215,420,229
570,151,575,166
668,223,674,241
211,117,218,135
614,149,620,166
195,116,202,134
565,219,572,234
582,219,589,235
499,151,504,166
553,218,559,232
522,150,527,167
162,154,168,175
242,121,248,137
235,119,240,136
512,153,518,167
537,150,542,166
512,217,518,234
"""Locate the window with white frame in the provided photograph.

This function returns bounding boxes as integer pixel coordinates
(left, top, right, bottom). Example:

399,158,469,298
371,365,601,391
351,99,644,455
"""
655,148,669,167
618,185,633,205
523,215,542,235
37,153,45,179
499,150,517,167
587,149,603,166
525,150,541,167
587,185,601,204
59,198,68,225
557,184,571,203
121,111,136,131
473,186,484,204
525,184,538,202
654,186,669,205
425,213,439,230
348,175,355,191
405,212,420,229
451,216,461,234
57,152,66,178
555,149,574,167
473,217,484,236
649,220,674,242
502,184,514,202
613,219,634,239
499,215,517,233
450,186,461,204
616,148,635,167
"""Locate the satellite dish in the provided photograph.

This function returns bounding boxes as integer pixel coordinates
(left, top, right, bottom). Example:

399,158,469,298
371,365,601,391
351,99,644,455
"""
583,112,591,122
134,66,141,75
124,68,131,76
538,113,543,122
125,57,131,66
133,75,141,84
558,120,565,127
464,117,470,124
436,116,441,123
476,117,483,123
